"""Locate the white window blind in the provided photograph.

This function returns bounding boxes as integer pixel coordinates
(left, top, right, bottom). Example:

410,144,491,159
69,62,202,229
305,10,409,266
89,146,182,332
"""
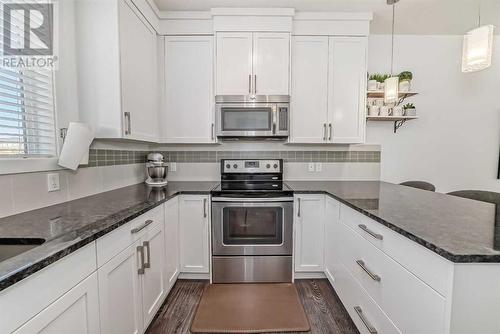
0,1,57,158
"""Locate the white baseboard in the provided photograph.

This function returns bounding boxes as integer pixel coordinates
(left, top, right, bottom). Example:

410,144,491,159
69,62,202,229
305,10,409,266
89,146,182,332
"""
178,272,210,280
294,271,326,280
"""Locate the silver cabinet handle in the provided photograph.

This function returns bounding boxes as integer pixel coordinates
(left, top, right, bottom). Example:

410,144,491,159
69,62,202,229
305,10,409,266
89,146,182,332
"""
137,245,145,275
248,74,252,94
254,75,257,94
211,123,215,140
131,220,154,234
354,306,378,334
323,123,327,141
124,112,131,135
297,198,301,217
358,224,383,240
329,123,332,141
203,198,207,218
143,241,151,269
272,105,277,134
356,260,381,282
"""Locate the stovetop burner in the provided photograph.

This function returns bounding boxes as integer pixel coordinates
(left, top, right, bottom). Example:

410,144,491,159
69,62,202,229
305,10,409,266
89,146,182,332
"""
211,159,292,198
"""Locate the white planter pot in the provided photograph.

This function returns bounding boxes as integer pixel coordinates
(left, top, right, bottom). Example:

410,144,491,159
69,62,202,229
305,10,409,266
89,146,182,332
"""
399,80,411,92
367,80,378,91
404,108,416,116
378,82,385,90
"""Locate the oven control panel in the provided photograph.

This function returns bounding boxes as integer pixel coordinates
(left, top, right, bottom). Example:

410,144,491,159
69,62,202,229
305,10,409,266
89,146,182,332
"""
222,159,282,173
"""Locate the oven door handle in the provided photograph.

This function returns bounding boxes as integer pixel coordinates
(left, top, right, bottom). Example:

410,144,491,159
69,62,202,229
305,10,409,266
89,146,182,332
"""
211,197,294,202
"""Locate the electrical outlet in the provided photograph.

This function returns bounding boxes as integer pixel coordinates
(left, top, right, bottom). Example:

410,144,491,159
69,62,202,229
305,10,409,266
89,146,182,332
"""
315,163,323,172
170,162,177,172
308,163,315,172
47,173,60,192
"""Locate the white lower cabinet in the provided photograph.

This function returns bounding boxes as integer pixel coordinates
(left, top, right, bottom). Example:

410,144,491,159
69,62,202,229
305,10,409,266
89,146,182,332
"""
98,240,143,334
97,208,167,334
179,195,210,273
324,196,341,283
13,273,100,334
294,195,325,272
164,197,180,291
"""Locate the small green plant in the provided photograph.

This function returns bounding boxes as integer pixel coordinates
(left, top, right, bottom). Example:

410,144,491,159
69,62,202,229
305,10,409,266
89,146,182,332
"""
368,73,391,83
403,103,415,109
398,71,413,82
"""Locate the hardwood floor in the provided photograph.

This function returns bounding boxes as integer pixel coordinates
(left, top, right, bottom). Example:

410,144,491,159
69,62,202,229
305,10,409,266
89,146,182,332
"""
146,279,359,334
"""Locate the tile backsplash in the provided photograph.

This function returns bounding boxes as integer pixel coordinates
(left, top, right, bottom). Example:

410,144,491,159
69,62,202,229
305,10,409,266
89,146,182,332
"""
86,149,381,167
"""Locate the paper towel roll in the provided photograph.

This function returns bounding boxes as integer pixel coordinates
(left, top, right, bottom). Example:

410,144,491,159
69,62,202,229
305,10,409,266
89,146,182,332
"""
58,122,94,170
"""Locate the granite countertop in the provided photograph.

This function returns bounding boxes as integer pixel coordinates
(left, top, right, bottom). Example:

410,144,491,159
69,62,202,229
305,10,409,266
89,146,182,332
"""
286,181,500,263
0,181,218,291
2,179,500,292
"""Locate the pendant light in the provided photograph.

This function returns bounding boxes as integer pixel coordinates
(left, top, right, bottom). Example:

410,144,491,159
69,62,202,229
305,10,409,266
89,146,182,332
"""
462,0,495,73
384,0,399,105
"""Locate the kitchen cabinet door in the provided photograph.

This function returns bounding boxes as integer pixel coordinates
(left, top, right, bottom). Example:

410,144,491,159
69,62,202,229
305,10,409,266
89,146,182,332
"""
98,241,143,334
294,195,325,272
165,197,180,291
119,0,159,142
289,36,329,143
13,273,100,334
253,33,290,95
328,37,367,143
141,222,167,328
324,196,341,284
216,32,253,95
163,36,215,143
179,195,210,273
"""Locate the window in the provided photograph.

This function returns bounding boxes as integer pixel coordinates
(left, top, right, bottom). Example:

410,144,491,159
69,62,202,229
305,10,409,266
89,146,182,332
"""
0,1,57,158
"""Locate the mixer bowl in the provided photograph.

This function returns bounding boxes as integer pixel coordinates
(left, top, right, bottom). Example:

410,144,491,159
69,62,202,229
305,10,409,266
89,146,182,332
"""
147,164,168,182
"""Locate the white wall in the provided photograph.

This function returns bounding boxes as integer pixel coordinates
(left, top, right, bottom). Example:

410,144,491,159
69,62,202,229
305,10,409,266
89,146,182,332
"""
367,35,500,193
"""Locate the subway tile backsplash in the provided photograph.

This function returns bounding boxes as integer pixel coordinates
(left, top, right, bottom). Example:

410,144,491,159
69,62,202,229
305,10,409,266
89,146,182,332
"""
86,149,381,167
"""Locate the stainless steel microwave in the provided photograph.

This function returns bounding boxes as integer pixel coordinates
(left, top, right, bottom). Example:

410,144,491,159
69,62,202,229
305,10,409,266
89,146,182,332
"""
215,95,290,138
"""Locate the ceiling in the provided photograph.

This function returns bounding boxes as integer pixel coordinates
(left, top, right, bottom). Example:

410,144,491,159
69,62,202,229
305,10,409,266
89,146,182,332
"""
151,0,500,35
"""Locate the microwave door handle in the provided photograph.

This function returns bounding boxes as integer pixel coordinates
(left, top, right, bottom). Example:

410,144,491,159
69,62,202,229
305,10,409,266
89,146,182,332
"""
272,106,277,134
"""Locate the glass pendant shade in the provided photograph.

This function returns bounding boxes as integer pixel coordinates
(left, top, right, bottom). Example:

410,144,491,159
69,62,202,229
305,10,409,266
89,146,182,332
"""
462,25,495,73
384,76,399,104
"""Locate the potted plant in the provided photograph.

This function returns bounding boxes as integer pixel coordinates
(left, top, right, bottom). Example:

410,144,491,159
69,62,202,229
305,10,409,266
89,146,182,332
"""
398,71,413,92
403,103,416,116
367,74,379,91
378,74,391,90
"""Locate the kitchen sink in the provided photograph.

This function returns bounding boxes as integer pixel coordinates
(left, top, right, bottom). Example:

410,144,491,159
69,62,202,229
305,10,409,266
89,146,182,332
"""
0,238,46,263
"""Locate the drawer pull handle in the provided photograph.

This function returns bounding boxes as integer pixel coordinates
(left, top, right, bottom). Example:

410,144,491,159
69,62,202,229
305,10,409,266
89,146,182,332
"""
358,224,383,240
131,220,154,234
143,241,151,269
137,245,145,275
356,260,381,282
354,306,378,334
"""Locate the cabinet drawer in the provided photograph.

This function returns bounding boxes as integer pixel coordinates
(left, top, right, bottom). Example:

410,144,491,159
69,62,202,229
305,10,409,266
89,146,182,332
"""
334,261,401,334
340,204,452,296
97,205,164,267
0,243,96,334
339,221,447,334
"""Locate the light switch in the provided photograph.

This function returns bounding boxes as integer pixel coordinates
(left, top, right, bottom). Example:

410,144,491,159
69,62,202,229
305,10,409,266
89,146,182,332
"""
308,163,315,172
47,173,60,192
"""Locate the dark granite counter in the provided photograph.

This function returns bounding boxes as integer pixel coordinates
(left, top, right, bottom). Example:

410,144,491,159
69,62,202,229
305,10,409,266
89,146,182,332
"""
286,181,500,263
0,181,217,291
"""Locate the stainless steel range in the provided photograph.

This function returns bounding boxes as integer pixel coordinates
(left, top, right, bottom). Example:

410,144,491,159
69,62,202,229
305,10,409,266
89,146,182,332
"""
211,159,293,283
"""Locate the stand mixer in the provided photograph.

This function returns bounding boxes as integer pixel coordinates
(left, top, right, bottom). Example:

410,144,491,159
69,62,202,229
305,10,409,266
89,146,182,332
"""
145,153,168,187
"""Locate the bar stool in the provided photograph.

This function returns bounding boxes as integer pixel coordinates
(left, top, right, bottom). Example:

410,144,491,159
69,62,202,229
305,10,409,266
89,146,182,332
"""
447,190,500,205
399,181,436,192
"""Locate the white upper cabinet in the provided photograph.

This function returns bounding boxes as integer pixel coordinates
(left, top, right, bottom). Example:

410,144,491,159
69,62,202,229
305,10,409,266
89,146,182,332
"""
216,32,290,96
216,33,253,96
76,0,159,142
328,37,367,143
289,36,367,144
163,36,215,143
253,33,290,95
290,36,329,143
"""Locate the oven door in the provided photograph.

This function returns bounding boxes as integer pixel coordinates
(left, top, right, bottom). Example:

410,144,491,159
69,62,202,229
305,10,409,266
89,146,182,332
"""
216,103,276,137
211,198,293,256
